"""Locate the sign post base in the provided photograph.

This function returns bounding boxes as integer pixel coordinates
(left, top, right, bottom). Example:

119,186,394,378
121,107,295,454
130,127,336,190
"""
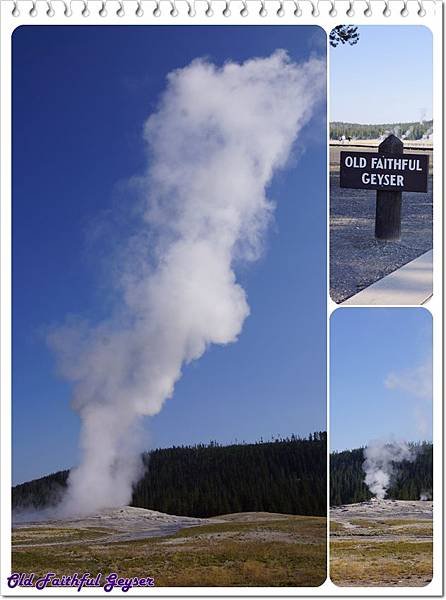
375,190,402,240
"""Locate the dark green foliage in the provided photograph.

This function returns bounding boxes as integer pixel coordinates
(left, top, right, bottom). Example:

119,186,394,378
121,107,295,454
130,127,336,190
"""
13,433,327,517
329,25,360,48
330,120,433,141
330,448,370,506
330,442,433,506
12,469,69,510
132,433,326,517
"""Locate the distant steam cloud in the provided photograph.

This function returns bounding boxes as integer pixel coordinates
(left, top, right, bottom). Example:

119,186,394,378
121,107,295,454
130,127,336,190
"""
363,439,414,500
420,491,432,501
363,357,432,499
47,51,325,517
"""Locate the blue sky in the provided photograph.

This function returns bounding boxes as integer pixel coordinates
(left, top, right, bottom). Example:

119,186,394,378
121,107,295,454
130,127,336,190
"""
330,308,432,452
330,25,432,123
12,26,327,485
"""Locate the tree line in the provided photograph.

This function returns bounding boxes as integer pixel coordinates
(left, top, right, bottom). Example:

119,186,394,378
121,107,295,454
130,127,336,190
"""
13,436,432,515
330,442,433,506
330,121,433,141
13,432,327,517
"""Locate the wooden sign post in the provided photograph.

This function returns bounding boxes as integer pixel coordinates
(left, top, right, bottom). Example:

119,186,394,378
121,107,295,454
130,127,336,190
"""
339,134,429,241
375,135,403,240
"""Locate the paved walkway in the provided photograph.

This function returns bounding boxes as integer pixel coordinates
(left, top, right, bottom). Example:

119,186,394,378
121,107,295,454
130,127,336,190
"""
342,250,433,305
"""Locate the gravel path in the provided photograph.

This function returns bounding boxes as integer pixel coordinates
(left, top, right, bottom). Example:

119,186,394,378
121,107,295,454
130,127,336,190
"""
330,172,433,303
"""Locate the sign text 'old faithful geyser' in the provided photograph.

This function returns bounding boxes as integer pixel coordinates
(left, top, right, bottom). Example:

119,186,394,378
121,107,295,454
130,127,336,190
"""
340,151,429,193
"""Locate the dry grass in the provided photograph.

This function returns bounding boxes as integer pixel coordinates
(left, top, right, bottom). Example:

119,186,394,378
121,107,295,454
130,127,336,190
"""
349,518,430,527
330,517,433,587
331,540,432,587
12,516,327,587
12,527,112,546
332,518,433,539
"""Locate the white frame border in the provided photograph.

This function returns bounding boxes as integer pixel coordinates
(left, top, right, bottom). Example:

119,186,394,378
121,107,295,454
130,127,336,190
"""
1,0,443,596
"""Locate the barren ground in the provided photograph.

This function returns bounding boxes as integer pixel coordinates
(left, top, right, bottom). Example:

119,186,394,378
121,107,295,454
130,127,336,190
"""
12,507,327,587
330,499,433,587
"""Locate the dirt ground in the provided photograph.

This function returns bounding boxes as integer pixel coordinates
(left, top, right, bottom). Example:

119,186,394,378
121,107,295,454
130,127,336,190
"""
330,499,433,587
12,507,327,587
330,171,433,303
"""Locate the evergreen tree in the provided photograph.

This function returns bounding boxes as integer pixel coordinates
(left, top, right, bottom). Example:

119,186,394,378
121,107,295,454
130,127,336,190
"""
13,433,327,518
330,120,433,141
329,26,360,48
330,442,433,506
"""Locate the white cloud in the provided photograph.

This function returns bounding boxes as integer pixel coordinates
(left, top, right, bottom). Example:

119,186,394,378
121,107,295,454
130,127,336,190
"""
385,361,432,399
385,360,432,436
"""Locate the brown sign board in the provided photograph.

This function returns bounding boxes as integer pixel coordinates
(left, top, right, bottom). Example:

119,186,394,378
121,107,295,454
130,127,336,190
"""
340,151,429,193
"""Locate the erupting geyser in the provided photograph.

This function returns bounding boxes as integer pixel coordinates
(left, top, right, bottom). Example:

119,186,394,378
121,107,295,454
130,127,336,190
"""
46,51,325,518
363,439,415,500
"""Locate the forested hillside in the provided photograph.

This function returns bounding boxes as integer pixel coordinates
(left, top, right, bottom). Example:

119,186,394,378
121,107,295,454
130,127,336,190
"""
13,433,327,517
12,469,69,510
14,436,432,515
330,442,433,506
330,120,433,141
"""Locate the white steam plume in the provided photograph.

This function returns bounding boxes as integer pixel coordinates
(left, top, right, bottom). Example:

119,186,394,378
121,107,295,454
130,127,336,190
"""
362,358,432,500
363,439,414,500
47,51,325,517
